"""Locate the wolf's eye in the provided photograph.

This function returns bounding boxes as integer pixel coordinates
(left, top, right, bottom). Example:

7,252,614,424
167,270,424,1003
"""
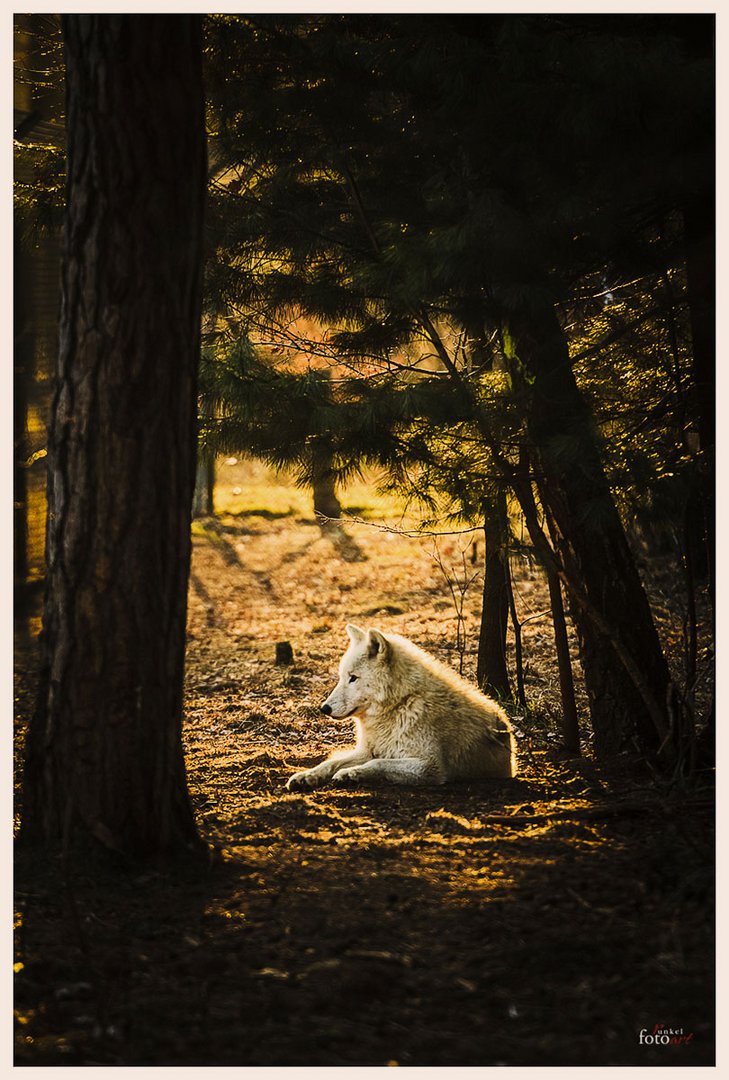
348,673,359,683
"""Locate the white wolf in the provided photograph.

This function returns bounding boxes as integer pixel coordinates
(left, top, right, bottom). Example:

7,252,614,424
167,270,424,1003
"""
286,624,515,789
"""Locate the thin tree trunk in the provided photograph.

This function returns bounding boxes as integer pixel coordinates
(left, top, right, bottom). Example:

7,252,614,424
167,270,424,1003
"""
683,196,715,472
504,459,671,754
193,452,215,518
310,370,341,520
477,490,511,700
505,563,526,709
516,449,580,753
312,459,342,520
545,562,580,755
193,397,216,518
541,497,581,755
681,505,698,710
506,305,673,758
14,224,30,594
683,195,715,601
22,15,206,858
682,198,713,771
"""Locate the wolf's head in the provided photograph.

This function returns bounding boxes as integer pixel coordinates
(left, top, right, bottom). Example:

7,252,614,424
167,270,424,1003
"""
320,624,390,719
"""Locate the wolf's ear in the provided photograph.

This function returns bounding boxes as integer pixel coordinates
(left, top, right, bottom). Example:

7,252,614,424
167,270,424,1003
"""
366,628,389,661
346,623,365,643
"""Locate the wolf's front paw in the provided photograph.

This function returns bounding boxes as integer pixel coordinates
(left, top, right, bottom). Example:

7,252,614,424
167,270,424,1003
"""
332,766,361,786
286,769,323,791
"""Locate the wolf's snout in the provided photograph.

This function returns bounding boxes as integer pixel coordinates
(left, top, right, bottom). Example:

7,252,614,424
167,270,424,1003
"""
320,702,332,716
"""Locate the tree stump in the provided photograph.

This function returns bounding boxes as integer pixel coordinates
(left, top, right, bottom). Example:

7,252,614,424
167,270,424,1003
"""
275,641,294,666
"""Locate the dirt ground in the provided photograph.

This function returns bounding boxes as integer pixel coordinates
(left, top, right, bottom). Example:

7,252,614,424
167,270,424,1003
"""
14,482,715,1067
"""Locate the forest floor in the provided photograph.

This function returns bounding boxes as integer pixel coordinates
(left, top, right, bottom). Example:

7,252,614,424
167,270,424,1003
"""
14,464,715,1067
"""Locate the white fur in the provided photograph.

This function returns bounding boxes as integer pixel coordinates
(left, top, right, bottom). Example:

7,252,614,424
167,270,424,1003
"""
286,624,516,789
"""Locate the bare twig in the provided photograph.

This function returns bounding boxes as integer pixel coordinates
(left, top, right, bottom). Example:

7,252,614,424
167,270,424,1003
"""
315,511,482,539
431,542,482,675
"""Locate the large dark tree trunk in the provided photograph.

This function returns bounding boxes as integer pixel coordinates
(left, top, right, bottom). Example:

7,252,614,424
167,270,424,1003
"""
507,304,673,758
22,15,206,857
477,491,511,700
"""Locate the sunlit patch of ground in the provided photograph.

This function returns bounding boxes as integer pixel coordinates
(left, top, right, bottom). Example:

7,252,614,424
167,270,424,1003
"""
14,466,714,1066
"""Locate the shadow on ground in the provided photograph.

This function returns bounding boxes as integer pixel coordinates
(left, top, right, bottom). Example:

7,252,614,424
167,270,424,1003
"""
15,752,714,1067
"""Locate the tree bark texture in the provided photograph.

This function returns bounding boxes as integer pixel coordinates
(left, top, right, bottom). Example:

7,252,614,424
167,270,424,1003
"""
477,491,512,700
23,15,206,857
508,304,673,757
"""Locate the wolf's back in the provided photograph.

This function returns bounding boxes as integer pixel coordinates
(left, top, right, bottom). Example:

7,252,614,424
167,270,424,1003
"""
385,632,516,778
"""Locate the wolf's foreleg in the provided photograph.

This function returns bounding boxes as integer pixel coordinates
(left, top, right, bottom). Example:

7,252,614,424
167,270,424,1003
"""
286,746,371,790
333,756,443,786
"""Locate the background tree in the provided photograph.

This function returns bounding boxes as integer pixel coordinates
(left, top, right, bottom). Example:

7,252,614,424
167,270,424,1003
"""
22,14,207,857
476,490,512,701
14,15,65,598
202,13,712,764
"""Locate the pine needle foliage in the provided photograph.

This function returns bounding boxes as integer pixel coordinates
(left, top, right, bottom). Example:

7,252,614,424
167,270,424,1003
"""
202,14,712,531
199,333,514,511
